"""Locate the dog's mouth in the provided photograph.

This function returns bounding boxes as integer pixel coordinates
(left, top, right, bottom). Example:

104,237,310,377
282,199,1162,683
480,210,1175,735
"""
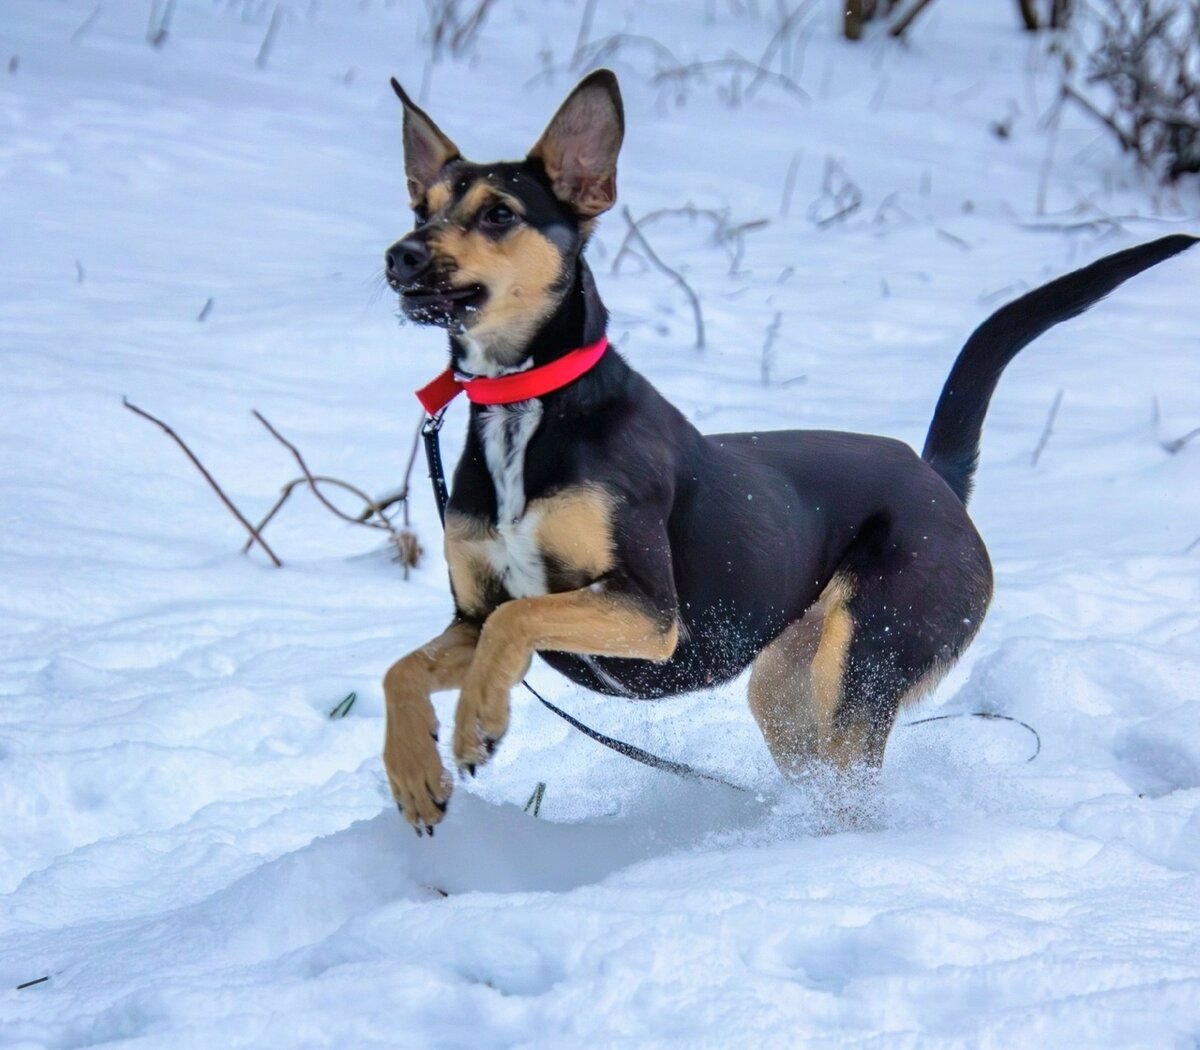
395,280,487,328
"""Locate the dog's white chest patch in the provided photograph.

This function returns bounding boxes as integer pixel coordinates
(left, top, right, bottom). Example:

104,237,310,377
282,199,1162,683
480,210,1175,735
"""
478,401,546,598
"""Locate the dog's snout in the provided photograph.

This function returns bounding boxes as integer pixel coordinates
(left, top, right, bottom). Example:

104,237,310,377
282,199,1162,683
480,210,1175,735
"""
386,235,432,284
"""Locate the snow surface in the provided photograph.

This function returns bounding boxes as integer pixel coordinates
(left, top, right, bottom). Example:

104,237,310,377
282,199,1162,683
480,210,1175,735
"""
2,1,1199,1046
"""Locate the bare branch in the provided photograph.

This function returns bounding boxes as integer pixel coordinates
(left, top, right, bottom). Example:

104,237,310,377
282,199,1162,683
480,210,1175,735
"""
252,411,392,534
619,206,705,352
255,4,282,69
1030,389,1064,466
889,0,938,40
1152,396,1200,455
760,311,782,386
123,398,282,567
807,157,862,228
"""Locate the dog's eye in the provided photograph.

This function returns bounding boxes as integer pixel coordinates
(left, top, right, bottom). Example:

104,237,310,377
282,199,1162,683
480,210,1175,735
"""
481,203,517,229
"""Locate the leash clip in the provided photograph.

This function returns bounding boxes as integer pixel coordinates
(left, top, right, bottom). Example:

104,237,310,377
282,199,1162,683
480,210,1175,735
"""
421,408,451,524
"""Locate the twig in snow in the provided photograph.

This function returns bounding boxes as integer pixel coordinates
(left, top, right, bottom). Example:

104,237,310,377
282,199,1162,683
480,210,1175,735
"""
197,297,214,322
780,150,803,218
905,711,1041,762
123,398,283,567
1030,388,1064,466
611,205,766,277
807,157,862,228
16,975,49,991
570,0,600,70
523,781,547,817
255,5,283,69
253,411,391,533
1152,396,1200,455
1036,89,1066,217
75,259,85,283
936,228,972,252
358,411,425,529
889,0,939,39
146,0,175,47
250,411,421,573
329,692,357,719
71,5,103,45
760,311,782,386
619,206,705,351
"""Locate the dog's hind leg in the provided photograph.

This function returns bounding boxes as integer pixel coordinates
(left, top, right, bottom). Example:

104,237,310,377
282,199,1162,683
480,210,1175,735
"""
748,576,851,775
751,517,993,777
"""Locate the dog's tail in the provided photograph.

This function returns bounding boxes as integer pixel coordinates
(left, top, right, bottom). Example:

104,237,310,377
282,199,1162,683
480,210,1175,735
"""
921,233,1197,505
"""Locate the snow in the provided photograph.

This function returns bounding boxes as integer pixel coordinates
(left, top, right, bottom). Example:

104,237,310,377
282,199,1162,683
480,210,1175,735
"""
2,1,1199,1045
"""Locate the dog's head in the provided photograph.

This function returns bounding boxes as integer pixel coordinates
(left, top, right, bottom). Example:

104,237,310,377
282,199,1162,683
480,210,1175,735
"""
385,71,623,374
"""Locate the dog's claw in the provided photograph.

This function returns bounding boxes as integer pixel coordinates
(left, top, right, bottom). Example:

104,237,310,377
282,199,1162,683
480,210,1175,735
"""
425,824,435,837
432,797,448,814
415,825,423,838
484,736,497,757
467,763,476,778
397,802,405,815
430,730,439,742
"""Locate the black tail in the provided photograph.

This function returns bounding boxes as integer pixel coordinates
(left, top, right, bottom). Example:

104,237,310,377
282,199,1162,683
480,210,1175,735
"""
922,233,1197,504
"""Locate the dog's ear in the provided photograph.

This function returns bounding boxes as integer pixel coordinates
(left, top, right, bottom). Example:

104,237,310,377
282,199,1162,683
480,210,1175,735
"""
528,69,624,219
391,77,460,203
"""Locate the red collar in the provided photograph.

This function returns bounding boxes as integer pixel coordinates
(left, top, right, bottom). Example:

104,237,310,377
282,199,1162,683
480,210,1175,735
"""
416,336,609,414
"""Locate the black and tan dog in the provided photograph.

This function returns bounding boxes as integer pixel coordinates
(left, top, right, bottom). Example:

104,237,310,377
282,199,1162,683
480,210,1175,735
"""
380,69,1195,833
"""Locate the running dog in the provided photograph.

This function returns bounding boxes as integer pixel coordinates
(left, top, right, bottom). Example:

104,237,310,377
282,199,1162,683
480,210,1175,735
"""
380,69,1196,833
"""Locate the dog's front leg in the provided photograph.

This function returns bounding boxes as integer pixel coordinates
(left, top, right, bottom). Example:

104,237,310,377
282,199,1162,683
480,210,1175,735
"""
452,588,679,772
382,620,479,832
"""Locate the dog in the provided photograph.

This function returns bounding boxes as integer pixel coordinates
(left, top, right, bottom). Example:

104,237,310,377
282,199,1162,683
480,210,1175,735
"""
379,69,1196,834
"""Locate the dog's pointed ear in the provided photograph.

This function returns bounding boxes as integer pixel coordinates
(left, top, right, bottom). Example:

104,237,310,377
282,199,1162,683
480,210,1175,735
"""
528,69,624,219
391,77,461,203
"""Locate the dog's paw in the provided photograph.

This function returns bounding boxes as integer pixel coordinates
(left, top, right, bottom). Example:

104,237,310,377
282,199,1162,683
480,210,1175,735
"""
453,673,511,774
384,729,453,836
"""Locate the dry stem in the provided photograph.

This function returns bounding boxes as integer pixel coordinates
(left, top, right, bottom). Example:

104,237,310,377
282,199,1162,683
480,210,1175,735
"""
123,398,283,567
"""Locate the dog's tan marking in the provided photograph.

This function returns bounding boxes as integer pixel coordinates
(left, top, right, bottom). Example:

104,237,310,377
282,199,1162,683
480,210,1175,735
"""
748,575,857,774
425,180,452,214
748,613,825,770
382,620,479,828
811,575,854,745
430,221,565,366
452,588,678,768
452,180,498,225
535,486,616,579
444,512,498,619
444,488,616,617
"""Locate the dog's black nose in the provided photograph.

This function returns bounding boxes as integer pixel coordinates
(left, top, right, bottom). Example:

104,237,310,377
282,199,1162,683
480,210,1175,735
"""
386,236,432,284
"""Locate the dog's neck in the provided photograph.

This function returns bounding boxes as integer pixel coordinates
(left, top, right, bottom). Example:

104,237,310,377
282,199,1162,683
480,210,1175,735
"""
449,258,608,379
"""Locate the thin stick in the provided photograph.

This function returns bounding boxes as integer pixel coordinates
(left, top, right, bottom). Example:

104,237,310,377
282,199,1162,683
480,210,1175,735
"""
620,206,705,351
761,311,782,386
1030,388,1064,465
570,0,599,69
123,398,282,566
71,4,103,45
1153,396,1200,455
780,150,803,217
251,411,398,538
889,0,937,39
242,474,395,554
255,4,282,69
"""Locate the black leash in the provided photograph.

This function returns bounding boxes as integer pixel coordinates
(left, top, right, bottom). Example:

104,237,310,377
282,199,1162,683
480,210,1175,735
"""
422,407,741,789
420,411,1041,786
